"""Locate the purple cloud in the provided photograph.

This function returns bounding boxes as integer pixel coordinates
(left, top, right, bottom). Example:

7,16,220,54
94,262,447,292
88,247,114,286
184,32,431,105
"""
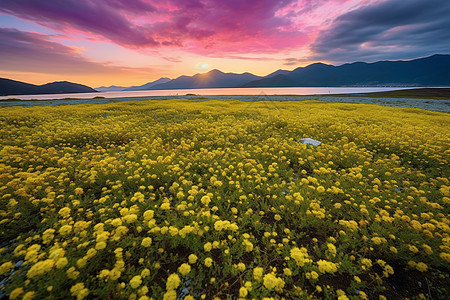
0,27,136,74
0,0,158,47
0,0,312,53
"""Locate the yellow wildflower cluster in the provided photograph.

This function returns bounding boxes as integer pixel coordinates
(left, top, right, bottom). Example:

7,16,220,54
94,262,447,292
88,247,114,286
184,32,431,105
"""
0,99,448,299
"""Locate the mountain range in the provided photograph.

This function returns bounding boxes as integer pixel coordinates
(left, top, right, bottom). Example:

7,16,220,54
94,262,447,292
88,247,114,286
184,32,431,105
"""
0,78,96,96
242,54,450,87
118,54,450,91
1,54,449,96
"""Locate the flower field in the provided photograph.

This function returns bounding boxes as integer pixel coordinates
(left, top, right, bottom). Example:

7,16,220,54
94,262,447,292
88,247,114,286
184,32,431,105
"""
0,99,449,299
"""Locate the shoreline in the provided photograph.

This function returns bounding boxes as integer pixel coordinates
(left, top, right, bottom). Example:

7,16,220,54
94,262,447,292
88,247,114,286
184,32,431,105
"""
0,88,449,112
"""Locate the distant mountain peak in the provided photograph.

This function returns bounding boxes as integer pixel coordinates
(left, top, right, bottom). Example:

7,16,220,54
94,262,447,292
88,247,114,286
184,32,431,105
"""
124,77,172,91
147,69,262,90
207,69,223,74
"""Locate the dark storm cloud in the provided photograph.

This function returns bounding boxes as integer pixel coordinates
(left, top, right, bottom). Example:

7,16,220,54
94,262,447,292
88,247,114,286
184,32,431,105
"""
311,0,450,62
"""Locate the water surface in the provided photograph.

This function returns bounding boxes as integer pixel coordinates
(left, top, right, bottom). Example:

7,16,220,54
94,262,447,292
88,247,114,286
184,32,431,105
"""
0,87,416,100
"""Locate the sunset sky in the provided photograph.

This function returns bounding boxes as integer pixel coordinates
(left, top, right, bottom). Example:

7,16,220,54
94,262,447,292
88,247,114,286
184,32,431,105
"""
1,0,449,87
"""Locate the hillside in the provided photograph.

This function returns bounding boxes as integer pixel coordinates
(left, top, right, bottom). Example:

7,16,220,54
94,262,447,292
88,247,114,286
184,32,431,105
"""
0,78,97,96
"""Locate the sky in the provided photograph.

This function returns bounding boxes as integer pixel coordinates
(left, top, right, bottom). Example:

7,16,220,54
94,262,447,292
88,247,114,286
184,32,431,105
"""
1,0,449,87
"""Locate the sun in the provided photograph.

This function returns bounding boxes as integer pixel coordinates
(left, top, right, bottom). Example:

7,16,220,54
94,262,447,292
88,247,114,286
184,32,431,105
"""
196,63,210,71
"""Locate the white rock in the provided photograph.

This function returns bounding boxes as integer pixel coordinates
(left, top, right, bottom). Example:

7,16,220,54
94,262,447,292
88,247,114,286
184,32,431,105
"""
299,138,321,147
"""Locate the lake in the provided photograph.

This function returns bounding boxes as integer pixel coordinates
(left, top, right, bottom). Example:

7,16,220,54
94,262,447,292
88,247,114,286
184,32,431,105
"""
0,87,417,100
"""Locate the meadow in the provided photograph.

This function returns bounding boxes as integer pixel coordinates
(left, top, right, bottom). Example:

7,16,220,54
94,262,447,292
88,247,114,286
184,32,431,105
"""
0,99,449,300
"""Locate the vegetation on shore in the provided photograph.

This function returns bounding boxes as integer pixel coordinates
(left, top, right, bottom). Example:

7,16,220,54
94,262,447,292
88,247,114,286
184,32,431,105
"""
333,88,450,100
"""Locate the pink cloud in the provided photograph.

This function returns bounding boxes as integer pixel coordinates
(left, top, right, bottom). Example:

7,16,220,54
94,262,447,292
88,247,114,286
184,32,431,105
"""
0,0,320,54
0,0,158,47
0,28,157,75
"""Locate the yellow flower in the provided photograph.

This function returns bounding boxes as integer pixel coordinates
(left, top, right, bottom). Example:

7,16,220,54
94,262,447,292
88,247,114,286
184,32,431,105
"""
23,291,35,300
59,225,72,236
409,244,419,253
415,262,428,272
98,269,110,279
263,273,277,289
310,271,319,279
163,290,177,300
42,229,55,244
160,202,171,210
77,258,87,268
55,257,68,269
108,268,121,280
239,287,248,297
317,186,325,193
440,252,450,263
201,195,211,206
141,268,150,278
361,258,372,270
290,247,309,267
166,273,181,290
371,237,383,245
422,244,433,255
27,259,55,278
283,268,292,276
327,243,337,257
204,257,213,267
58,207,71,218
9,287,24,299
141,237,152,247
74,187,84,195
237,262,246,272
143,210,154,220
130,275,142,288
95,241,107,250
178,263,191,275
66,267,80,280
263,273,285,291
242,239,253,252
253,267,264,281
188,254,198,264
70,283,89,300
123,214,138,223
111,218,122,227
204,242,212,252
0,261,14,275
317,260,338,274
